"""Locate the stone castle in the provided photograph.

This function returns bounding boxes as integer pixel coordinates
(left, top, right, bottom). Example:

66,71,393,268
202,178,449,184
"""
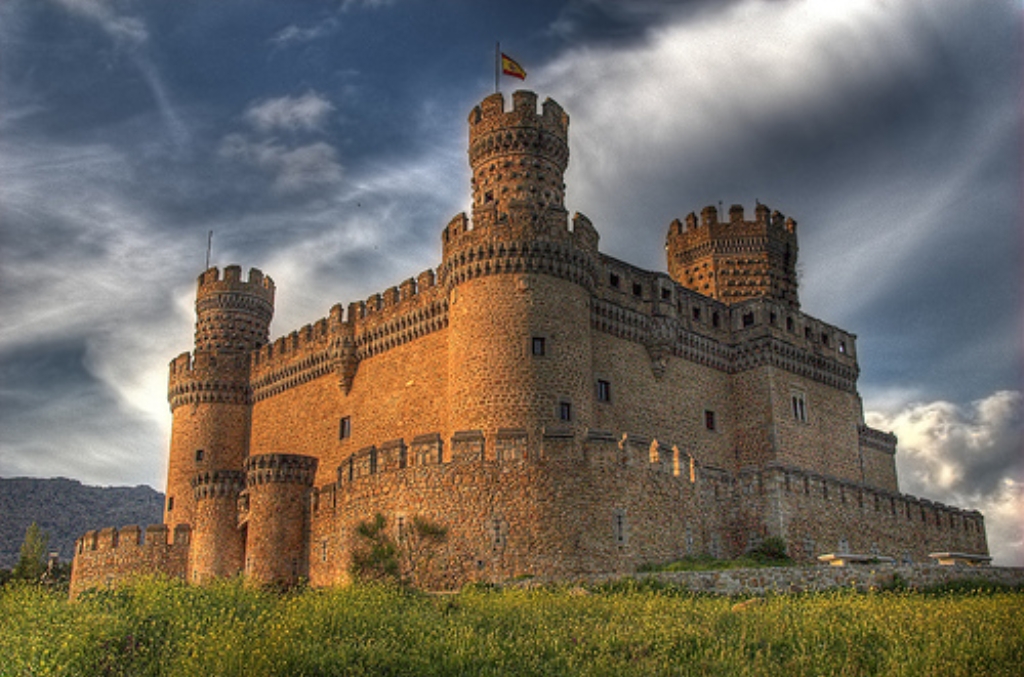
71,90,987,595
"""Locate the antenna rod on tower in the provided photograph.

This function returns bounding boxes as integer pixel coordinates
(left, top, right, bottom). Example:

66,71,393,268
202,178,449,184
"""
495,42,500,94
205,230,213,270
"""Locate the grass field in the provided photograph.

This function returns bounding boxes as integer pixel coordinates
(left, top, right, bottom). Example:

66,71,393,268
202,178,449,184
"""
2,577,1021,676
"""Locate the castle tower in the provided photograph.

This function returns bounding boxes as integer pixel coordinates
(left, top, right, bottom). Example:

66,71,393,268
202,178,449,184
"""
165,266,275,530
189,470,246,581
666,203,799,309
242,454,318,587
440,91,599,447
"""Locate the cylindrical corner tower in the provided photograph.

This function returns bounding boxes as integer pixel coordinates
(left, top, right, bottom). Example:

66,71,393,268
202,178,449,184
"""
189,470,246,582
439,90,598,447
665,203,799,309
243,454,318,587
164,265,275,529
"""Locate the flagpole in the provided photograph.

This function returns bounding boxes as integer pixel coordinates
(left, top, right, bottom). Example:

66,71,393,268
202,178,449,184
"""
495,42,500,93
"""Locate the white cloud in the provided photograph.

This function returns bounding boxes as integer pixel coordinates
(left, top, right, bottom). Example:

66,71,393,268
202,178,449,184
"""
244,92,336,134
50,0,148,47
270,18,339,47
218,134,343,194
866,391,1024,566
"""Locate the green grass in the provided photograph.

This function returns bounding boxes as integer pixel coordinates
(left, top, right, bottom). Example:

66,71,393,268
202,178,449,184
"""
2,577,1021,676
638,553,796,572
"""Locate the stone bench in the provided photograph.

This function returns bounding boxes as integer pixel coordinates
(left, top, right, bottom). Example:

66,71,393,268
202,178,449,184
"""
928,552,992,567
818,553,895,567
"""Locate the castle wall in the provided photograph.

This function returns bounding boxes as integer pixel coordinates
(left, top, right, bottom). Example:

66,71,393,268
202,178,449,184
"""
767,371,863,483
858,426,899,492
70,524,190,598
740,466,987,561
589,331,735,471
307,430,733,589
248,329,451,488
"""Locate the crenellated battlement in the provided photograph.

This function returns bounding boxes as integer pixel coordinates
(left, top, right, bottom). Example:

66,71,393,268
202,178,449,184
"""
245,453,318,486
196,265,275,302
70,524,191,598
328,427,703,492
747,463,988,557
248,269,447,401
666,202,800,309
468,90,569,145
167,350,251,410
440,217,599,290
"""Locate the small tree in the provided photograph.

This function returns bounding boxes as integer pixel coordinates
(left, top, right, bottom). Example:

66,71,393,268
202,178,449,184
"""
749,535,791,564
13,522,49,582
350,514,447,587
350,514,400,584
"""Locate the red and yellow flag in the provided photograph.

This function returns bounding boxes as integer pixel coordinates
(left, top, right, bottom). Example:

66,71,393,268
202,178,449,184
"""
501,53,526,80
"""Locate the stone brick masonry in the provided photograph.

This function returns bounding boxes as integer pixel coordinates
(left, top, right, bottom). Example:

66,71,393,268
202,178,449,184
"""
70,90,988,597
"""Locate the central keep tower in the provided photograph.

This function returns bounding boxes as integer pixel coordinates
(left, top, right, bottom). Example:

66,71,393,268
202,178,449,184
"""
440,90,599,449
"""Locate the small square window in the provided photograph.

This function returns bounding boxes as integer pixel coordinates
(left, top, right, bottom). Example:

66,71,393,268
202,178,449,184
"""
339,416,351,440
692,307,701,321
559,401,573,421
704,410,716,431
609,273,620,288
743,312,754,327
597,379,611,403
532,336,546,356
195,449,205,462
712,312,720,328
167,496,175,512
632,282,643,297
660,287,671,300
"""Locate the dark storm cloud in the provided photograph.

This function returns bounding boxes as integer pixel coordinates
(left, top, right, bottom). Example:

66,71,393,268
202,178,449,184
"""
548,0,731,44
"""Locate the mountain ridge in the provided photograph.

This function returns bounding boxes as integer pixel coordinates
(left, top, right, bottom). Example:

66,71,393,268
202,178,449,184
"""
0,477,164,568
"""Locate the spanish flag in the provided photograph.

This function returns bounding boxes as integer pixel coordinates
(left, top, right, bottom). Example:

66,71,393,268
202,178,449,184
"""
501,53,526,80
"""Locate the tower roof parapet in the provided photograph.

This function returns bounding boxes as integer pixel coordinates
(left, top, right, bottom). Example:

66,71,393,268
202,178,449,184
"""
469,90,568,139
196,265,275,306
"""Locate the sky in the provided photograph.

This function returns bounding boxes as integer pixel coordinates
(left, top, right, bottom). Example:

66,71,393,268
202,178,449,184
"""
0,0,1020,565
